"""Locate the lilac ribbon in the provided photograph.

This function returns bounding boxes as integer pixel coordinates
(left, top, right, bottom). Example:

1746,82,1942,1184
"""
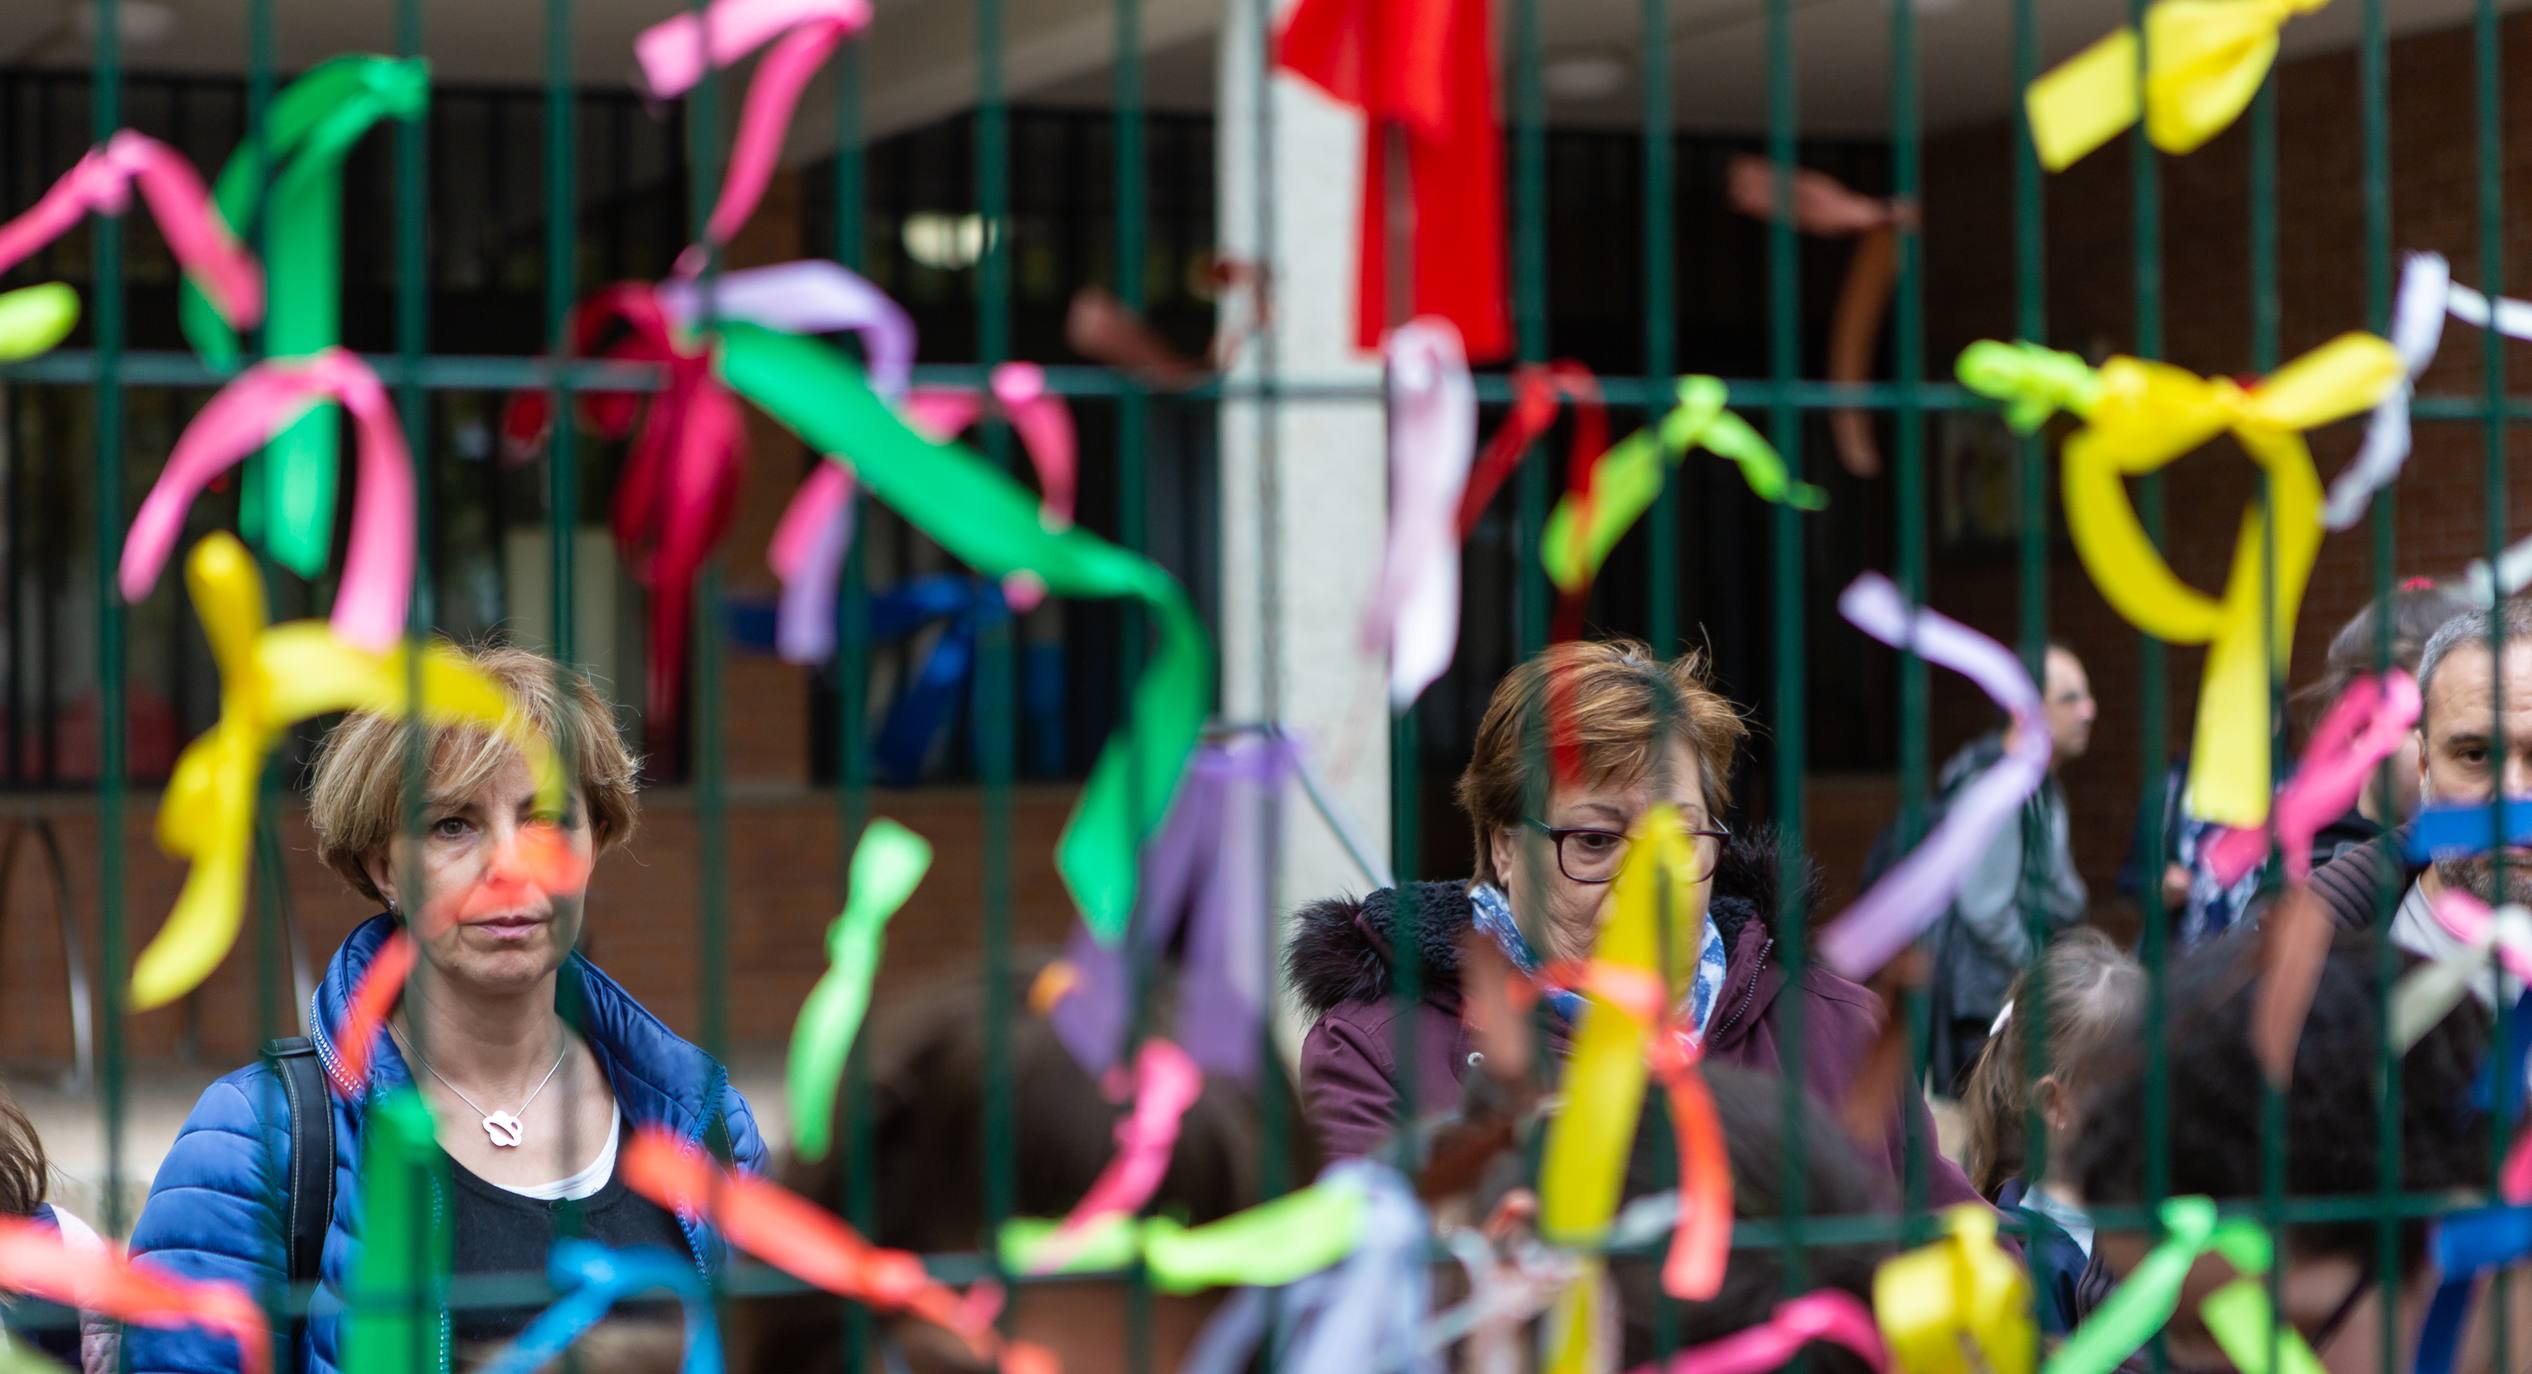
1817,573,2049,979
659,261,913,396
1052,733,1296,1080
1360,318,1478,707
1179,1162,1436,1374
705,262,915,665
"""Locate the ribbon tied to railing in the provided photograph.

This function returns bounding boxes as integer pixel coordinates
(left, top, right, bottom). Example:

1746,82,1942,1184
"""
788,818,932,1162
127,533,565,1013
2026,0,2334,171
181,55,428,579
1875,1204,2033,1374
123,348,414,654
2057,333,2403,827
2044,1197,2325,1374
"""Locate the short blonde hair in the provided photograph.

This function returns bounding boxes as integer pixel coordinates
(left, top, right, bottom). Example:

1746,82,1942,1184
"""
307,643,641,904
1455,638,1748,887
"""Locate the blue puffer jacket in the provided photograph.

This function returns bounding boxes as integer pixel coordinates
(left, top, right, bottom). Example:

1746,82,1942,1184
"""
122,915,767,1374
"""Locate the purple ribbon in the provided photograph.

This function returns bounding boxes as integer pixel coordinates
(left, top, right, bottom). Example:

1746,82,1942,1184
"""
1052,733,1298,1081
1818,573,2050,979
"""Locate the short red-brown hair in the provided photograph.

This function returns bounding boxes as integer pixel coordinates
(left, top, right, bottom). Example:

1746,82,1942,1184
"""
1454,639,1748,886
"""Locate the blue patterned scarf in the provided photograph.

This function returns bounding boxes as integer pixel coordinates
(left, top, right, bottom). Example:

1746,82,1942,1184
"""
1467,883,1729,1034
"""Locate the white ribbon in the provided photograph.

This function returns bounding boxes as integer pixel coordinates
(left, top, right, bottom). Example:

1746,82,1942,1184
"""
1360,318,1478,708
2390,891,2532,1051
2333,252,2532,532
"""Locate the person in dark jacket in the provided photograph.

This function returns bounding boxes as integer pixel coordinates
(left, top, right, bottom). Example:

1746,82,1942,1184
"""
1284,637,1985,1214
123,645,766,1374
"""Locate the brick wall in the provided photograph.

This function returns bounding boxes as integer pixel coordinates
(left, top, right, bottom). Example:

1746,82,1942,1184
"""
0,786,1081,1071
1909,15,2532,907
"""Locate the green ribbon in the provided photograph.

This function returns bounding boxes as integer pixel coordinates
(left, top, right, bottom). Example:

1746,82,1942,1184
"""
181,55,429,579
715,321,1213,941
1956,339,2104,435
2044,1197,2324,1374
997,1177,1367,1294
788,817,931,1162
1539,376,1825,593
0,284,78,361
342,1088,451,1374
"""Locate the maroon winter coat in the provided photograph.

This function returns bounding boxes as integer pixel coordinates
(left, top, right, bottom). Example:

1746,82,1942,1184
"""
1285,832,1989,1215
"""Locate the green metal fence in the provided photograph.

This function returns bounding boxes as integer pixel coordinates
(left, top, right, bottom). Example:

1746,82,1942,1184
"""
2,0,2525,1369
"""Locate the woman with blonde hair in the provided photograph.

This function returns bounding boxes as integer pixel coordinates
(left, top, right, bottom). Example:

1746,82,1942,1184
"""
124,644,764,1374
1285,637,1985,1211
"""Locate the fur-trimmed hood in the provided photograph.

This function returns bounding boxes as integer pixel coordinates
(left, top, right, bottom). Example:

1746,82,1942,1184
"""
1284,826,1824,1017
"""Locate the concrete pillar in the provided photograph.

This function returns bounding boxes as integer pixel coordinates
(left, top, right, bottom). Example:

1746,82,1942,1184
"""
1216,5,1393,932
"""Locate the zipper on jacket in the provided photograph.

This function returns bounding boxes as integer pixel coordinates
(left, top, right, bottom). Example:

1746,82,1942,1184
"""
1713,938,1773,1041
674,1065,731,1284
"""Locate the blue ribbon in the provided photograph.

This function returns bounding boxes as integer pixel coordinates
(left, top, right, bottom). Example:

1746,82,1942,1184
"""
2407,800,2532,861
868,574,1009,784
474,1240,723,1374
2414,1203,2532,1374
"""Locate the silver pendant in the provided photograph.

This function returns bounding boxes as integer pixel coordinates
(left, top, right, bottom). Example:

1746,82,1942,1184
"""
483,1111,525,1148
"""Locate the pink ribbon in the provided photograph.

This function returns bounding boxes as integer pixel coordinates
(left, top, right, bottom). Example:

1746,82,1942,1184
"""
1359,318,1477,707
1818,574,2049,979
1032,1038,1204,1274
122,349,412,651
2429,890,2532,989
2206,670,2421,887
903,363,1078,612
768,462,861,664
2505,1125,2532,1205
635,0,874,270
0,131,262,330
1631,1291,1887,1374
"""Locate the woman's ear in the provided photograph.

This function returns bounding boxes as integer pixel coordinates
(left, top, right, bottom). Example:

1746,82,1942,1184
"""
1488,825,1519,893
366,854,402,915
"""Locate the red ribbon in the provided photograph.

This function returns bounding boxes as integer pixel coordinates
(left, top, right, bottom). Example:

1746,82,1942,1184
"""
503,286,745,741
1277,0,1510,360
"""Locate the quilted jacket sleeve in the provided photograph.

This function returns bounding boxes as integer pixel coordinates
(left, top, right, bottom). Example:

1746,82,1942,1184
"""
720,1079,770,1175
123,1068,290,1374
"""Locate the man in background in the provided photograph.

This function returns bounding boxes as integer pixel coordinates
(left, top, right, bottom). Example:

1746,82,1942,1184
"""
1928,643,2096,1092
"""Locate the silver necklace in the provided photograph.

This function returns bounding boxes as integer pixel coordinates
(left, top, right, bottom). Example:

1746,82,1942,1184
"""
391,1025,570,1149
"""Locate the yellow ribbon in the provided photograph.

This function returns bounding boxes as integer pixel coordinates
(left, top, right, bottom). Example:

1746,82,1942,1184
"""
2061,333,2399,828
134,532,564,1010
1538,805,1702,1374
2026,0,2332,171
1875,1204,2036,1374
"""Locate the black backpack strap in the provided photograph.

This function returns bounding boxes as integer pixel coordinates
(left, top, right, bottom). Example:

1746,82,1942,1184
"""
261,1036,335,1287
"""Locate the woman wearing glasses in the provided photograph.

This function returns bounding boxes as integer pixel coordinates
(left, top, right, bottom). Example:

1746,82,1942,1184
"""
1285,639,1984,1211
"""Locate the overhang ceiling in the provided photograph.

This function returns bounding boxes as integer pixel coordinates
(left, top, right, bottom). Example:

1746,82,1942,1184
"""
0,0,2519,149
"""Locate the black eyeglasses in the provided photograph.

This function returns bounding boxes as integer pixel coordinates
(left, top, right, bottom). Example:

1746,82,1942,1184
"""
1522,817,1731,885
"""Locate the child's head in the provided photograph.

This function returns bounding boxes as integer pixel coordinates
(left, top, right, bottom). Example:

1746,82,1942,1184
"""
1959,927,2142,1198
2069,929,2491,1372
724,956,1322,1373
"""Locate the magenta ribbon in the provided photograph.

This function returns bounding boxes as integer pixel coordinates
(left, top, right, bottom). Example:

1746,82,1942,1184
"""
635,0,874,270
1817,573,2050,979
0,130,262,329
505,285,744,734
2205,670,2421,887
1359,318,1478,708
121,349,412,651
1629,1292,1887,1374
903,364,1079,611
1033,1038,1205,1274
